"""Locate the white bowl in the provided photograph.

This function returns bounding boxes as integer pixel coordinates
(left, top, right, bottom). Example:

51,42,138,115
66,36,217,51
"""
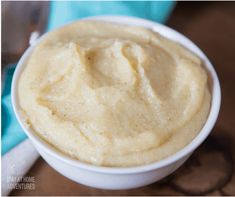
12,16,221,190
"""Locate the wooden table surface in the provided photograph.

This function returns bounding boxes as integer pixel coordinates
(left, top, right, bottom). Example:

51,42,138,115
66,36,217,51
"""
6,2,235,196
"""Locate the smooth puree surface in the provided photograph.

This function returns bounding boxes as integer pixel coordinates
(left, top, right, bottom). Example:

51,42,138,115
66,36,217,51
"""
18,21,211,167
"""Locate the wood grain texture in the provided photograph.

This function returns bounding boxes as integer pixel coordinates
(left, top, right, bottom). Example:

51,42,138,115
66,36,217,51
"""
7,2,235,196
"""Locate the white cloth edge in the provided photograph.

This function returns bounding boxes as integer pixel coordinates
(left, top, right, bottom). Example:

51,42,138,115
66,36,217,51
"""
1,139,39,196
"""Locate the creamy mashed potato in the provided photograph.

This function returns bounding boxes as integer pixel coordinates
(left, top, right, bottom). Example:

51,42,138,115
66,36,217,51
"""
18,21,211,167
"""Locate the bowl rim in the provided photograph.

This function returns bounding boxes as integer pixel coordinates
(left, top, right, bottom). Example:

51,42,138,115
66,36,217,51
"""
12,15,221,174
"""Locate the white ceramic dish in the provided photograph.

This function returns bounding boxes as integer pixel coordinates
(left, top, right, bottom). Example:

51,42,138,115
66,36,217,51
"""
12,16,221,190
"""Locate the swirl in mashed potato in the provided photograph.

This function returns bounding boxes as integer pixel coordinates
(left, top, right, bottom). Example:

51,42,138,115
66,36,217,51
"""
18,21,211,167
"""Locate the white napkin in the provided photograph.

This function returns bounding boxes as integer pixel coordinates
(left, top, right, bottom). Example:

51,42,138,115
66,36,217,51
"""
2,139,39,196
